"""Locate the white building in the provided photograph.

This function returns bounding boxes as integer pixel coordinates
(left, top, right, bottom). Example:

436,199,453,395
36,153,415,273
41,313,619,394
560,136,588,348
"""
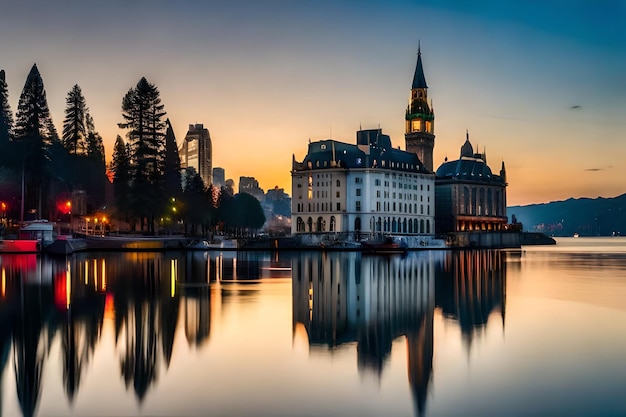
291,129,435,241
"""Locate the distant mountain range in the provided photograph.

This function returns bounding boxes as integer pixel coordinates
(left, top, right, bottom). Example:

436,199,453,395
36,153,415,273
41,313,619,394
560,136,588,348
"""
508,194,626,237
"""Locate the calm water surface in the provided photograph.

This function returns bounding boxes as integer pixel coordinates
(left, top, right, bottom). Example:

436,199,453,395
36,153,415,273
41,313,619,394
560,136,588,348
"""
0,237,625,417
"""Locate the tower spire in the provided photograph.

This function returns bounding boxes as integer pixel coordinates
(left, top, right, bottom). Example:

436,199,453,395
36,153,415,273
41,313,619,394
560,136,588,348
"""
412,43,428,89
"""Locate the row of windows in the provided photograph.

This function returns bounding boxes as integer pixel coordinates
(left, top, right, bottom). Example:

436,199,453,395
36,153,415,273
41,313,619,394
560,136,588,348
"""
294,216,432,235
459,186,505,217
294,200,431,215
295,202,342,212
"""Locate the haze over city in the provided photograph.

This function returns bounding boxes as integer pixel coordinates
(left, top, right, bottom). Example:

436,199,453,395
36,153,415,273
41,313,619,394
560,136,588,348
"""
1,0,624,206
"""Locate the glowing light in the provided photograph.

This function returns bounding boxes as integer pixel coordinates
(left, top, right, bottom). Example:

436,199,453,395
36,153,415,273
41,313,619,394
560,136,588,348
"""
85,260,89,285
170,258,177,297
66,263,71,309
94,259,98,290
1,269,5,297
101,259,107,291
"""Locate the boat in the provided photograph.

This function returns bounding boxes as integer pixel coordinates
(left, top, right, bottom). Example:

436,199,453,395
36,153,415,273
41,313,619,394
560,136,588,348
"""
0,220,55,253
360,236,408,254
573,233,579,238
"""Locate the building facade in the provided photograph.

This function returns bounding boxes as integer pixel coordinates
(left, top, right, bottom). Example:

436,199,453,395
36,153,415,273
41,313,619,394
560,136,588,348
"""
291,129,435,239
434,133,508,234
179,124,212,187
212,167,225,188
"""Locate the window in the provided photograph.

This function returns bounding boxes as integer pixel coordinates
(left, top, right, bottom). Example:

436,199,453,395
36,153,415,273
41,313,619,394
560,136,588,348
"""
356,201,361,211
376,190,380,198
376,202,381,211
336,179,340,187
336,191,340,198
355,177,362,184
356,189,361,196
337,202,341,211
375,179,381,186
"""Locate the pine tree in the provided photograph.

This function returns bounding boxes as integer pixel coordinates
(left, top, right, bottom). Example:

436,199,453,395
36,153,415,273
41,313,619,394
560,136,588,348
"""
0,69,13,146
111,135,131,226
62,84,87,155
120,77,167,232
163,118,182,199
14,64,57,218
85,112,105,165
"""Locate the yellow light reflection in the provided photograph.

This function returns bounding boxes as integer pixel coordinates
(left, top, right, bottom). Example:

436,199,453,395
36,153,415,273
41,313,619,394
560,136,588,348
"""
170,258,177,298
1,268,5,297
101,259,106,291
85,260,89,285
66,261,72,310
94,259,98,290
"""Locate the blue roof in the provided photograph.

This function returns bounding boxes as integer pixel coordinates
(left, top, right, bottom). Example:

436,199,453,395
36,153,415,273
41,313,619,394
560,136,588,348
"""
435,158,505,185
295,129,430,174
412,49,428,89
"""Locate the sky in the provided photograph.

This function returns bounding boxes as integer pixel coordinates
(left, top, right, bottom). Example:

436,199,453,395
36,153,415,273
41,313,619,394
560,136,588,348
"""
1,0,625,206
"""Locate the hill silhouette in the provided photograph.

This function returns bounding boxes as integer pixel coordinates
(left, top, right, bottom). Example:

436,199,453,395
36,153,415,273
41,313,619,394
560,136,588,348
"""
508,194,626,237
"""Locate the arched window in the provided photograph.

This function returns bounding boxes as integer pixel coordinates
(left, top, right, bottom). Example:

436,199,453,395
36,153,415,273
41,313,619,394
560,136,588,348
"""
392,218,397,233
354,217,361,231
487,188,493,216
307,217,313,232
409,219,413,234
413,219,418,233
420,219,425,234
403,218,407,234
377,217,382,232
370,217,375,233
330,216,336,232
426,220,431,234
297,217,304,232
317,217,324,232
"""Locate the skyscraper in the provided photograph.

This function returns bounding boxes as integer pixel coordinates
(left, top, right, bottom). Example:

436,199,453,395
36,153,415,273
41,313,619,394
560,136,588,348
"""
212,167,225,188
179,124,212,187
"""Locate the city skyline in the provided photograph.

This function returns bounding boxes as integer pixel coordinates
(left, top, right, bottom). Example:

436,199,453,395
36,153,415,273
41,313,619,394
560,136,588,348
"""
1,1,624,206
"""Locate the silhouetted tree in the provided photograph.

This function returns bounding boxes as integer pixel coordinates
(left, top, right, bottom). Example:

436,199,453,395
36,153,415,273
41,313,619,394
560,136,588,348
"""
62,84,87,156
14,64,57,218
182,168,210,235
163,119,182,200
0,69,13,148
111,135,132,227
120,77,167,233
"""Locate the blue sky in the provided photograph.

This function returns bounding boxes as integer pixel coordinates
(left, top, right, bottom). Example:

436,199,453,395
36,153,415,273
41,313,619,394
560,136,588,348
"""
1,0,624,204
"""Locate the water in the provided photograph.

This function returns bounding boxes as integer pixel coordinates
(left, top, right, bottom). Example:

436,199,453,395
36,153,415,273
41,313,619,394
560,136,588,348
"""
0,238,625,417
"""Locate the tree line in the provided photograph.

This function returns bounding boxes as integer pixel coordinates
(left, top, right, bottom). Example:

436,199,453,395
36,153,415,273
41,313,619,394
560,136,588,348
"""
0,65,265,236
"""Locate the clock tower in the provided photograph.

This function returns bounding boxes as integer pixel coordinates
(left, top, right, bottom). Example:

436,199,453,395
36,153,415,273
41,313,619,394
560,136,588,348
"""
405,45,435,172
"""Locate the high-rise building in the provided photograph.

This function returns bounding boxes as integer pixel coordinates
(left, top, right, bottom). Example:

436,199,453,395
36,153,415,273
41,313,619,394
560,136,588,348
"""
179,124,212,187
239,176,265,201
405,46,435,172
212,167,225,188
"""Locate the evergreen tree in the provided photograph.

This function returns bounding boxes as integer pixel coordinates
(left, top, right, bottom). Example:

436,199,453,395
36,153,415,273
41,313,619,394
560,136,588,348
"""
14,64,57,218
111,135,132,227
119,77,167,232
163,118,182,199
62,84,87,155
0,69,13,147
85,113,105,165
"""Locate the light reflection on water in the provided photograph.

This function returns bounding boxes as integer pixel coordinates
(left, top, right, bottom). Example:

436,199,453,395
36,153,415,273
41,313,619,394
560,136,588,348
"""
0,240,624,417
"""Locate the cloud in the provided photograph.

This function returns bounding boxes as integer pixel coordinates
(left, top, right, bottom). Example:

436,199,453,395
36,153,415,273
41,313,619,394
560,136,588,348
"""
570,105,582,110
584,168,603,172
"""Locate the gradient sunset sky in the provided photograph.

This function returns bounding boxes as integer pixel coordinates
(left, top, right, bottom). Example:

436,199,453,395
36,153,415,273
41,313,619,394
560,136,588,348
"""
1,0,624,206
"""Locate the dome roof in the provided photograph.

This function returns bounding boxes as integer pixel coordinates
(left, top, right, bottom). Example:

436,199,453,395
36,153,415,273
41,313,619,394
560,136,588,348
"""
435,158,503,184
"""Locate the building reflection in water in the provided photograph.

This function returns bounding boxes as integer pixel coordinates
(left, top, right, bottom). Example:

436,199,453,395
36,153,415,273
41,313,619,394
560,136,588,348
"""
0,249,508,417
292,251,439,415
292,249,507,416
435,250,507,350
